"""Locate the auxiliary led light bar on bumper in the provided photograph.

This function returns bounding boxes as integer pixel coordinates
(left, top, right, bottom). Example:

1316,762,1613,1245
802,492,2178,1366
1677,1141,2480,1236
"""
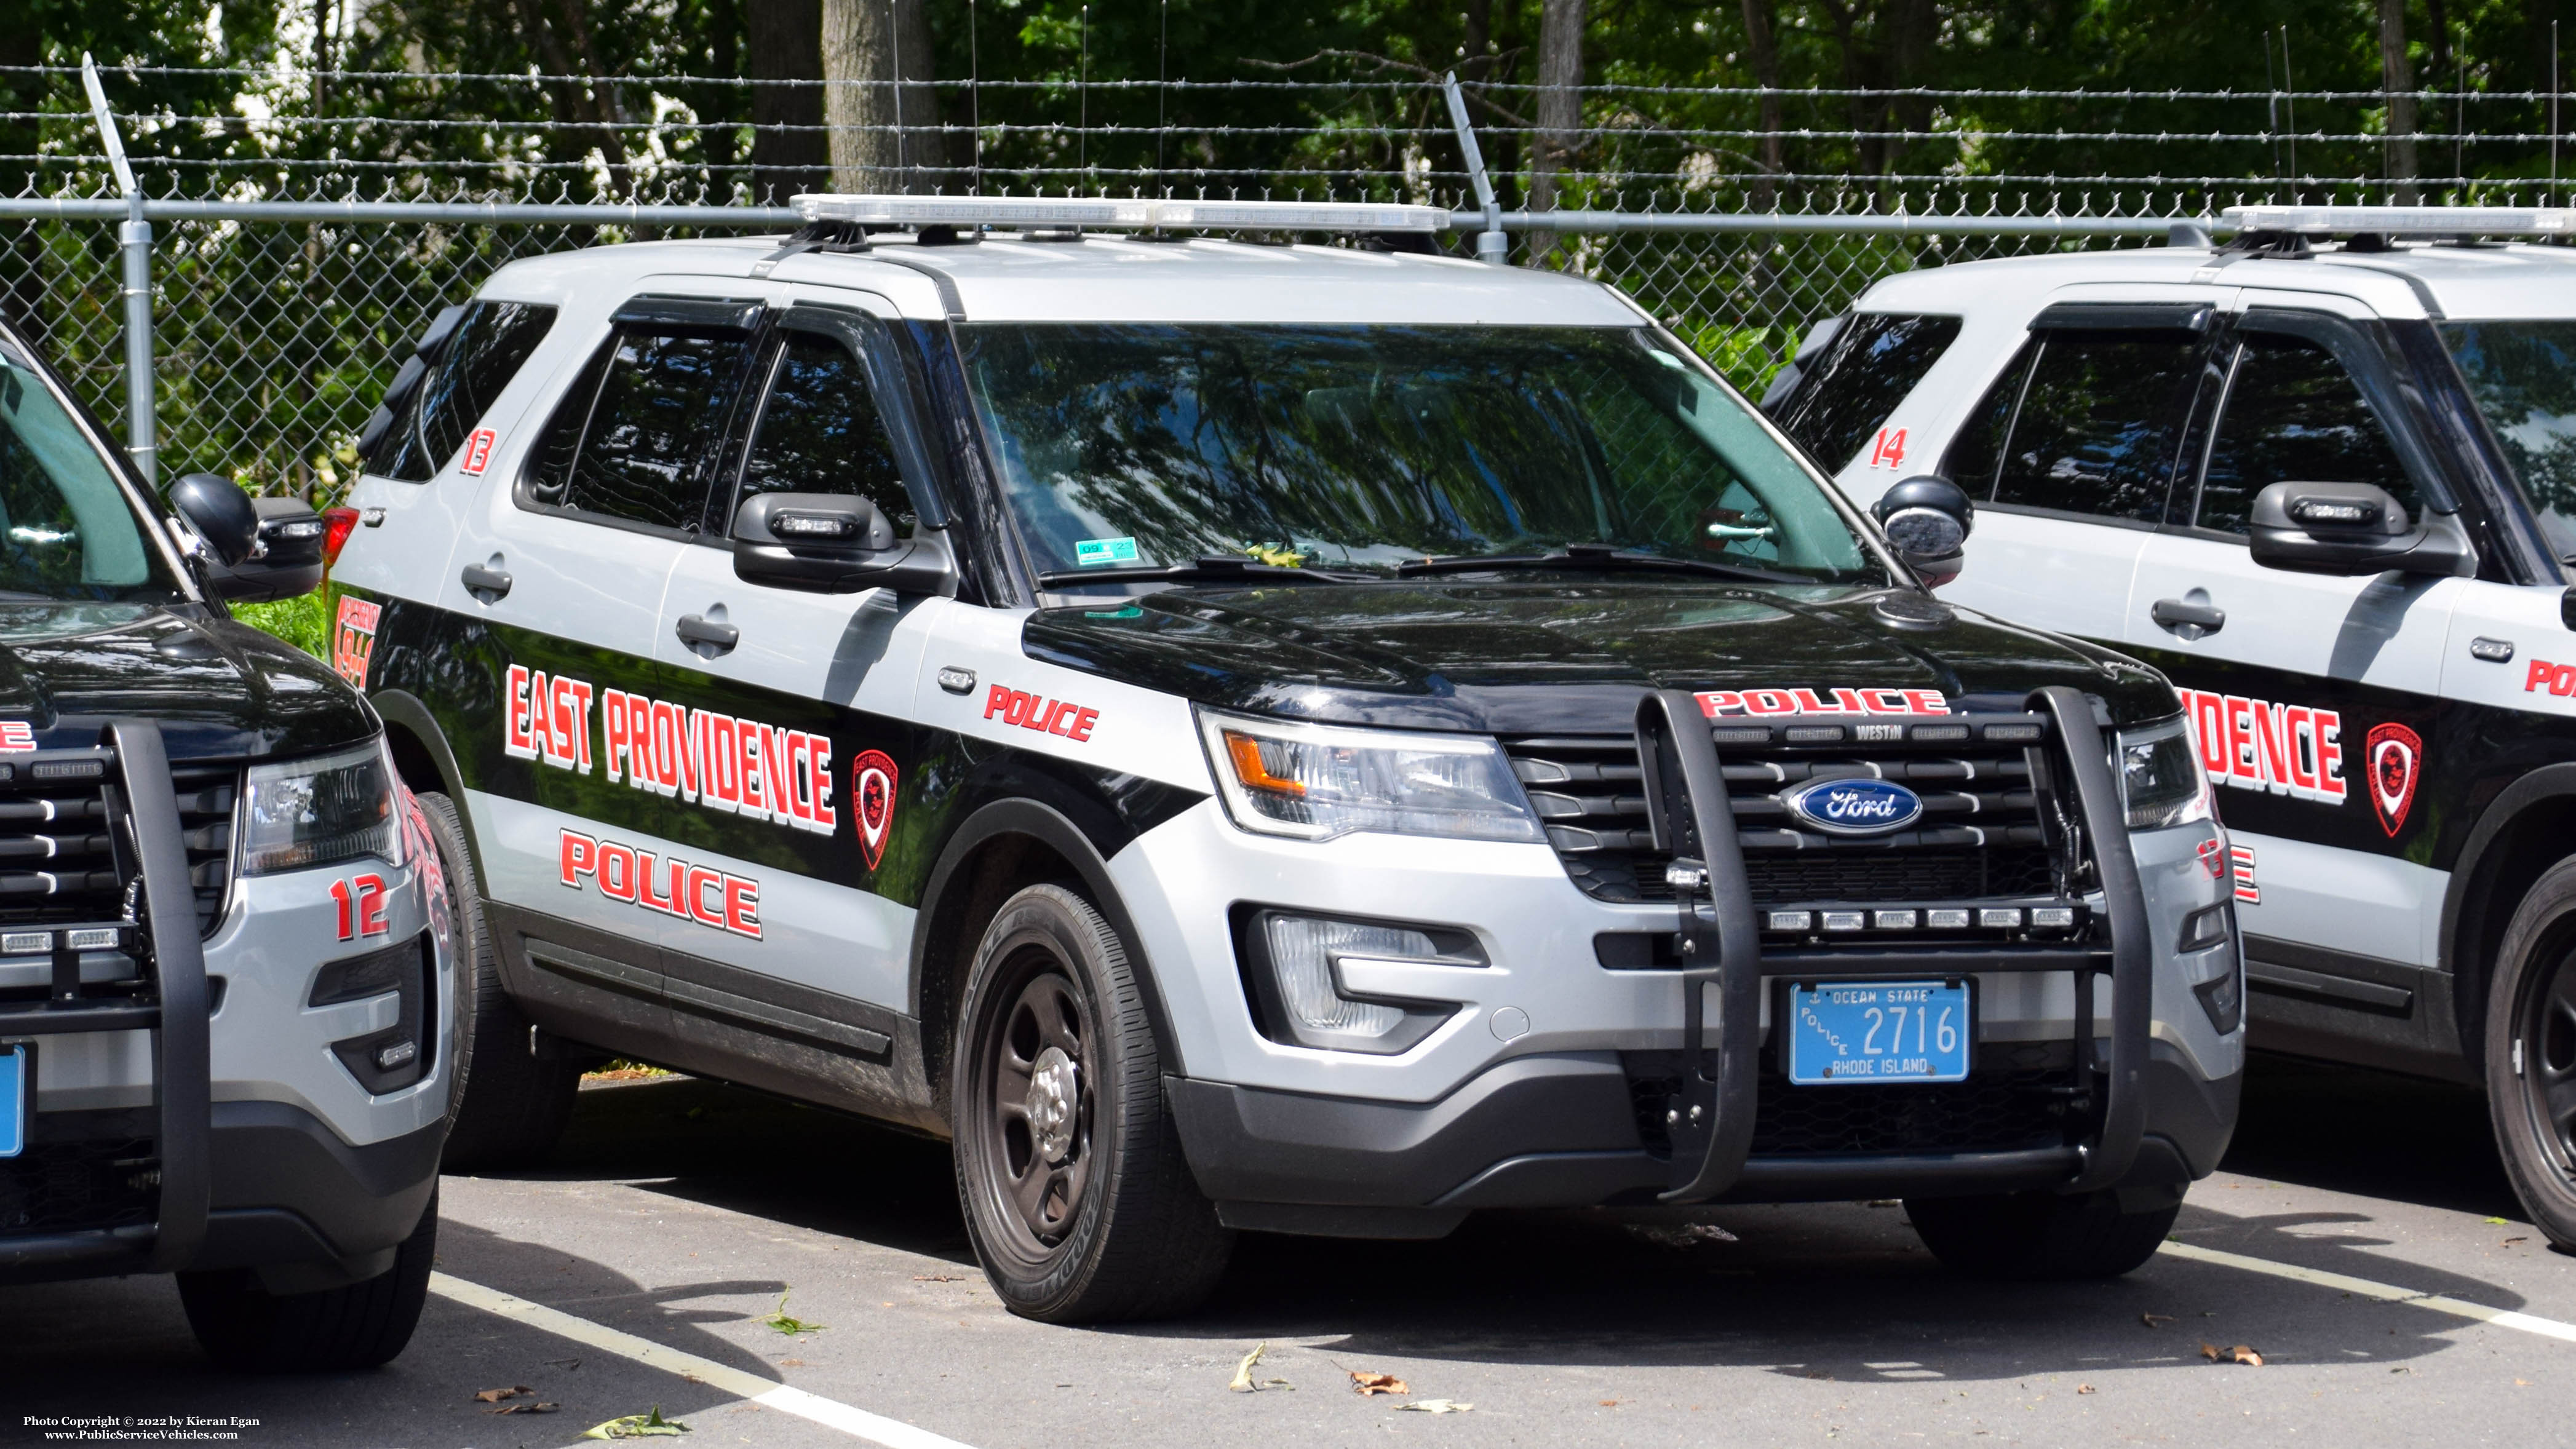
790,193,1453,234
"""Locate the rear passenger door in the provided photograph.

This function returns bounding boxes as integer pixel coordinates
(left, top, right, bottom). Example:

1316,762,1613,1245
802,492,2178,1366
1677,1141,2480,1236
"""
2124,301,2467,1031
1938,302,2222,643
451,293,764,1038
644,300,940,1034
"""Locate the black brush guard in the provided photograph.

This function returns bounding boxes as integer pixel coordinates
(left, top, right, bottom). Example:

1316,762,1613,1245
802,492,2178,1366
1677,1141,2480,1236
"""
1634,685,2151,1203
0,722,211,1279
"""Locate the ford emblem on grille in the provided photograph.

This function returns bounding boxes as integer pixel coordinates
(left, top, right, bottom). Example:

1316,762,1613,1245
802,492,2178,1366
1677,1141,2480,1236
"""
1784,777,1924,836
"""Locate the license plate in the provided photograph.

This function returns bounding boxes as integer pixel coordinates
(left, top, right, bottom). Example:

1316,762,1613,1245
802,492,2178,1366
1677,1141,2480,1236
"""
1787,980,1970,1084
0,1044,23,1157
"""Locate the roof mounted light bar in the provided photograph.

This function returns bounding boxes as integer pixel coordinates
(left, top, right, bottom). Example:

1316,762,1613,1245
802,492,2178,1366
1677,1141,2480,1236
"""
2222,204,2576,237
790,193,1452,234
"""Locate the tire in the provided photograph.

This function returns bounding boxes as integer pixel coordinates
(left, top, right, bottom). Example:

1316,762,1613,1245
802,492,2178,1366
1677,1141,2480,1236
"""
2483,856,2576,1251
1906,1188,2179,1280
177,1189,438,1372
950,883,1231,1323
418,792,580,1171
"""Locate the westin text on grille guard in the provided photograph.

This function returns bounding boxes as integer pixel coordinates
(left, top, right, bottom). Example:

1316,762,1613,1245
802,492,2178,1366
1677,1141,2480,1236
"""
1629,689,2150,1205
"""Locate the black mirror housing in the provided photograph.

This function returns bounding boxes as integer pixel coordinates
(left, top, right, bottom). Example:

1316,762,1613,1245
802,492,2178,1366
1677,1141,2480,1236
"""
1870,474,1975,588
731,492,953,595
167,472,261,567
2247,482,2470,578
202,496,326,602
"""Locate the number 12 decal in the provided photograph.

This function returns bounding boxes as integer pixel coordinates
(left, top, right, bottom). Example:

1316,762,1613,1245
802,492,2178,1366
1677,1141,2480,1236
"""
332,873,391,942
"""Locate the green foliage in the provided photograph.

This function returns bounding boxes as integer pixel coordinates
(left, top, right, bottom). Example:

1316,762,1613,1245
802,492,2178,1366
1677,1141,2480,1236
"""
231,590,330,660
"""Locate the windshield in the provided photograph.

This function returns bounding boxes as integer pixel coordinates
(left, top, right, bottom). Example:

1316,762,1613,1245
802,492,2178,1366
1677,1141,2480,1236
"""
959,323,1885,587
0,338,178,602
2440,320,2576,560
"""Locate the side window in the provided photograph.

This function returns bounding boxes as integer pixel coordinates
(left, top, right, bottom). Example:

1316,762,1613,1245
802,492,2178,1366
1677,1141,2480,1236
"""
1986,329,2204,523
522,327,753,532
2194,332,2417,536
377,302,557,482
729,330,913,531
1768,313,1962,470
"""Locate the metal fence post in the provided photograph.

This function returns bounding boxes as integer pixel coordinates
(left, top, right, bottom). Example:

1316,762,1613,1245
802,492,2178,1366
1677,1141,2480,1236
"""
1441,73,1509,266
82,55,155,485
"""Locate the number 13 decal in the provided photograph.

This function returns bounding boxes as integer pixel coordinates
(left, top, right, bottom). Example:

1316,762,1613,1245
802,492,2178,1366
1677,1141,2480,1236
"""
332,873,391,942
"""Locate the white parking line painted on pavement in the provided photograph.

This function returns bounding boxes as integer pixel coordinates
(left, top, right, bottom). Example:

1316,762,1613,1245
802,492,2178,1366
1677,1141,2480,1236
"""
2159,1241,2576,1345
428,1271,985,1449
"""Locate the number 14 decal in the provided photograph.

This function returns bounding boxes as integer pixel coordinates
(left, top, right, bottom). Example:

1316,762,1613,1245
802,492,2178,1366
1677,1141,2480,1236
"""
332,873,391,942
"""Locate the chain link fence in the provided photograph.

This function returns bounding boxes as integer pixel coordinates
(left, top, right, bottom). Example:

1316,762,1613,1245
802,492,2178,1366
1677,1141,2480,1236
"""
6,69,2571,506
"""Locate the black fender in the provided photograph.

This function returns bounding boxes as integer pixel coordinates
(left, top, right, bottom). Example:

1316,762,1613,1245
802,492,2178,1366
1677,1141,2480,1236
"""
908,792,1191,1089
370,688,486,899
2438,761,2576,1073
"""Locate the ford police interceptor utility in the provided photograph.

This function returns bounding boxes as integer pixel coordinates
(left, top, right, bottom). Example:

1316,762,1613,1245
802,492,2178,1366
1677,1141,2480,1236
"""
330,194,2241,1322
1769,204,2576,1251
0,311,456,1370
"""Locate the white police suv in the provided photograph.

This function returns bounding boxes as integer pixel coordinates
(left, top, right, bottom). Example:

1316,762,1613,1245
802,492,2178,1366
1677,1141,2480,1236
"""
1769,204,2576,1249
0,311,456,1370
332,195,2241,1322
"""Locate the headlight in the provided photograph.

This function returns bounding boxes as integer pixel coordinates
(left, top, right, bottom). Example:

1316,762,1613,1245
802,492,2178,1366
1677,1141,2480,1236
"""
241,738,399,875
2117,715,2211,832
1198,710,1543,843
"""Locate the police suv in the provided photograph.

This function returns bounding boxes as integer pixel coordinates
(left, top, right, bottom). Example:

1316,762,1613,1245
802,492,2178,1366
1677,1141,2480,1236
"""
0,312,455,1370
333,194,2241,1322
1769,204,2576,1250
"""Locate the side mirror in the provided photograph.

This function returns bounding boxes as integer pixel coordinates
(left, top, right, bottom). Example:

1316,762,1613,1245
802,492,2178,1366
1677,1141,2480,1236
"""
167,472,261,568
1870,474,1974,588
201,496,327,602
730,492,954,596
2247,482,2471,578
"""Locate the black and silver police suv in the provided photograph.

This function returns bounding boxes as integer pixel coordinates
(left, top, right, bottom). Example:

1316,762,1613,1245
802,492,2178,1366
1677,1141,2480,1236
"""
0,311,457,1369
332,194,2240,1324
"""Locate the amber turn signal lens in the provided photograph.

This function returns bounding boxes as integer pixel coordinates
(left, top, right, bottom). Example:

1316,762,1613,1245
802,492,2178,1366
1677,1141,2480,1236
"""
1222,730,1305,797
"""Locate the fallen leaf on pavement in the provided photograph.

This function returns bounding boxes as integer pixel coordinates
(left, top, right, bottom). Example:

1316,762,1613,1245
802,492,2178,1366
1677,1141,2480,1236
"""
582,1407,689,1439
2076,1385,2096,1395
2141,1314,2175,1328
1599,1399,1621,1407
2505,1237,2527,1246
913,1275,963,1282
779,1359,805,1368
2201,1343,2263,1366
491,1402,560,1416
1351,1372,1411,1397
1228,1343,1268,1393
763,1292,823,1336
1397,1400,1473,1414
474,1387,534,1403
2200,1343,2219,1362
2484,1216,2509,1225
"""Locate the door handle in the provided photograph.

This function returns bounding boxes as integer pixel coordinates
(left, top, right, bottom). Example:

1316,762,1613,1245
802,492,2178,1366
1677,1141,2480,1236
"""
2150,597,2225,634
675,613,739,654
459,562,512,601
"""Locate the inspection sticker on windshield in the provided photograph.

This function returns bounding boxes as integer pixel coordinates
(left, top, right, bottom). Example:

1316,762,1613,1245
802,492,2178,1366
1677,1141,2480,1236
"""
1789,980,1969,1084
1075,537,1140,567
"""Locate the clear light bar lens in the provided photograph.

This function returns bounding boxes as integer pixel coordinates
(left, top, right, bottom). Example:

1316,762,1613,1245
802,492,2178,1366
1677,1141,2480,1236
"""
2223,204,2576,237
792,193,1451,234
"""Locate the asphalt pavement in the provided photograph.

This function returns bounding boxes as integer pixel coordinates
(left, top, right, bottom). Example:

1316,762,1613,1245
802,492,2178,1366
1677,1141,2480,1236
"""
6,1054,2571,1448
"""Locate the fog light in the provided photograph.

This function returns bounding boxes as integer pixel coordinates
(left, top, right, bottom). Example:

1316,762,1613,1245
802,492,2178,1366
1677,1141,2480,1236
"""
314,932,433,1096
375,1038,418,1070
1243,911,1477,1055
2194,962,2244,1034
2177,902,2232,954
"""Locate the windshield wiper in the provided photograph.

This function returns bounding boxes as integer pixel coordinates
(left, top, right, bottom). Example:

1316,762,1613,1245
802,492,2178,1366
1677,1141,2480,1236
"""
1394,542,1805,585
1035,555,1360,589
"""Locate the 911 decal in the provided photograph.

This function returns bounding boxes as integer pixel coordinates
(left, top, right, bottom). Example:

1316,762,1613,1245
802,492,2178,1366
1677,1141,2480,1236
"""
2175,688,2345,805
558,828,761,939
1695,687,1952,718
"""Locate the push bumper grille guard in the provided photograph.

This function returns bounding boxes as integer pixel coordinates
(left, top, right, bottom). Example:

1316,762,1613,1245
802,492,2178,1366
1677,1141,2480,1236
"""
1634,685,2151,1204
0,722,211,1277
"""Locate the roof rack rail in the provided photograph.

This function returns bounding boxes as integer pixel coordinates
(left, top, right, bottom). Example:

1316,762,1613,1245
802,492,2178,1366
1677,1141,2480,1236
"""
789,194,1451,235
2220,204,2576,237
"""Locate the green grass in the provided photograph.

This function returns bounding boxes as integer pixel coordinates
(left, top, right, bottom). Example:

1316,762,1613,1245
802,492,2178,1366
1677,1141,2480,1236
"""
231,590,330,659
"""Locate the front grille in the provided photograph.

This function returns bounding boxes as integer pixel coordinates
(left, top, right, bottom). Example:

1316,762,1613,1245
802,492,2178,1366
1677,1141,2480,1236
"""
0,1111,159,1236
1624,1042,2080,1158
0,759,233,936
1505,729,2085,908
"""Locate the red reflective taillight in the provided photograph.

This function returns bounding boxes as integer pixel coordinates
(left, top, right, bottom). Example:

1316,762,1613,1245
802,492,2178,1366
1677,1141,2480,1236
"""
321,506,360,568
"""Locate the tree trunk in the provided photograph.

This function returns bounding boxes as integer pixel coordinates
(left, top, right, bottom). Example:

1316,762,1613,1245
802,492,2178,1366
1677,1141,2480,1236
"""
891,0,936,188
1529,0,1586,265
749,0,828,203
821,0,934,193
1738,0,1784,208
2382,0,2419,204
1461,0,1492,79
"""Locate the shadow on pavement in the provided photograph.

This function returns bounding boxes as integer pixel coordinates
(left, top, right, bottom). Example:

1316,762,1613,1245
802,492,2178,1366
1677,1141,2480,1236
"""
2218,1051,2519,1220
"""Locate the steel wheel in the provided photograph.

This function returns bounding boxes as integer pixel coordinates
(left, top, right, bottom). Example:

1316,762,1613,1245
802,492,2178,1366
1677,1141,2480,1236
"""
970,952,1097,1265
